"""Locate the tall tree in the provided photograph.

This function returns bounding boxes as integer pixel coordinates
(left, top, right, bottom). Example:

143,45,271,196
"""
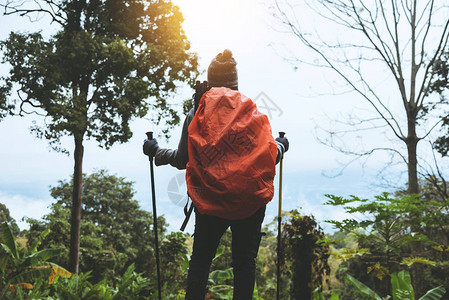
25,170,189,297
274,0,449,194
1,0,198,273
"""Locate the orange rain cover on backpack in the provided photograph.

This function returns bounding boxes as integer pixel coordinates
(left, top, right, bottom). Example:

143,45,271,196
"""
186,87,277,220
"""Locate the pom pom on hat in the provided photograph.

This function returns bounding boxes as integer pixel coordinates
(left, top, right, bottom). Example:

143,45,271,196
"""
207,49,238,90
222,49,232,60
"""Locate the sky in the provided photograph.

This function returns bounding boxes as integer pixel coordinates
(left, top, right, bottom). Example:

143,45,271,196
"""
1,0,440,234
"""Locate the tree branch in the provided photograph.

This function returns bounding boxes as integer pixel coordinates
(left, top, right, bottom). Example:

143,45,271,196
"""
416,18,449,108
2,0,66,25
275,0,406,140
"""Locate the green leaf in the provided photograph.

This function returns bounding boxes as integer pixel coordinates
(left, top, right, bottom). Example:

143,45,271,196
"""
0,255,8,273
29,228,51,253
391,271,414,300
23,248,63,267
345,274,382,300
330,292,339,300
401,257,436,267
9,266,52,284
419,286,446,300
1,222,18,259
213,245,226,261
312,288,325,300
209,268,234,284
208,284,233,298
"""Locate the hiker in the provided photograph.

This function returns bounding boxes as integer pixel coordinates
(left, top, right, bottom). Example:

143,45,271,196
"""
143,49,289,299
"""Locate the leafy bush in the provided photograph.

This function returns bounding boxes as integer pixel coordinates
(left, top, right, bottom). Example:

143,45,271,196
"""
0,222,70,299
50,264,151,300
346,270,446,300
325,193,449,297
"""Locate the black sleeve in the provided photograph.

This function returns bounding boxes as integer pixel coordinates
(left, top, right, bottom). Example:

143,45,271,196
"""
154,109,195,170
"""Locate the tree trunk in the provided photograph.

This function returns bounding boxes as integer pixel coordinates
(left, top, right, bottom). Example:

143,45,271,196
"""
406,104,424,299
406,139,419,194
69,135,84,273
292,253,312,299
406,108,419,195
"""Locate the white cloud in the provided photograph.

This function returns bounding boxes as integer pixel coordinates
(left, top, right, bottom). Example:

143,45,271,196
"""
0,191,54,230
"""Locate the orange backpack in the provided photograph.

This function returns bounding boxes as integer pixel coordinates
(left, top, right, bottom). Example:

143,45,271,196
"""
186,87,277,220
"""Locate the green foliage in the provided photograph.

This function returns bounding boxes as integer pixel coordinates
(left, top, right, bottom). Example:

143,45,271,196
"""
313,288,339,300
330,247,371,262
204,230,276,300
24,170,189,296
49,264,152,299
0,204,20,236
208,268,234,299
325,192,449,264
1,0,199,273
0,221,182,299
390,271,414,300
205,244,233,299
160,232,189,297
400,257,436,268
326,192,449,298
0,222,70,299
429,49,449,157
112,264,151,298
210,232,232,278
255,225,277,299
345,274,383,300
282,210,330,299
1,0,199,146
345,271,446,300
0,77,12,121
50,272,101,299
420,286,447,300
25,171,154,279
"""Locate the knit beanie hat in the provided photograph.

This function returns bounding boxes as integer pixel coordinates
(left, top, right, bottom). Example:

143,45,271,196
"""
207,49,238,90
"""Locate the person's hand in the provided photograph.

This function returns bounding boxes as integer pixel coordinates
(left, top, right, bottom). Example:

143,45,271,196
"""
143,138,159,157
275,136,289,152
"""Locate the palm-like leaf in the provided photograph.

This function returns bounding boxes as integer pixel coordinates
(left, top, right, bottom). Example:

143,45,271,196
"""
419,286,446,300
391,271,414,300
29,228,51,253
345,274,382,300
1,222,18,259
0,223,70,299
23,248,62,267
8,267,52,285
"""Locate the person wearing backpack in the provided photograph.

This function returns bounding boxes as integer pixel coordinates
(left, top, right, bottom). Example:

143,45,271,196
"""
143,49,289,299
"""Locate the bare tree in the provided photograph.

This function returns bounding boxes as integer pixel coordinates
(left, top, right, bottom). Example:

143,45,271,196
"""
274,0,449,194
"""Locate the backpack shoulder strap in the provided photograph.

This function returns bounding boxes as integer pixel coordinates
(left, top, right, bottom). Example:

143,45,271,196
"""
179,80,208,232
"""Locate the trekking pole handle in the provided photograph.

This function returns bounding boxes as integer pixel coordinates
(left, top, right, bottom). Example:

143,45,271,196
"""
279,131,285,138
145,132,154,161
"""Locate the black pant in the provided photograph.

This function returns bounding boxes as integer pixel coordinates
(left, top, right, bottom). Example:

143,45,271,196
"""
185,206,266,300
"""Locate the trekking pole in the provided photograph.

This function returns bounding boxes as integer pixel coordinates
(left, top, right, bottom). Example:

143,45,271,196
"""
276,131,285,300
146,131,162,300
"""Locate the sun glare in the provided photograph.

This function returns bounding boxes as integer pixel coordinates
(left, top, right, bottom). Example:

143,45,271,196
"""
175,0,259,51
